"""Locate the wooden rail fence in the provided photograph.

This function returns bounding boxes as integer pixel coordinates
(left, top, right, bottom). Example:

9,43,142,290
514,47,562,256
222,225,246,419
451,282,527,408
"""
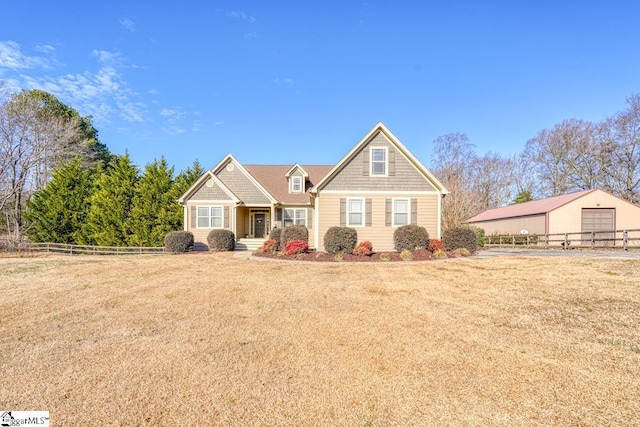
485,228,640,250
0,240,165,255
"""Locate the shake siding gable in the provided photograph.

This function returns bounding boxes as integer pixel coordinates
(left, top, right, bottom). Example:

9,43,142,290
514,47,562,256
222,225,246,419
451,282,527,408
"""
323,132,436,192
189,179,234,200
215,162,271,204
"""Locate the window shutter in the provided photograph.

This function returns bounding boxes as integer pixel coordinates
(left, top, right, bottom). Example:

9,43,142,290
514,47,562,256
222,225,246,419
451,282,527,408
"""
365,199,372,227
307,208,312,229
224,206,229,228
191,206,196,228
388,149,395,176
385,199,392,226
362,149,370,176
411,199,417,225
340,198,346,227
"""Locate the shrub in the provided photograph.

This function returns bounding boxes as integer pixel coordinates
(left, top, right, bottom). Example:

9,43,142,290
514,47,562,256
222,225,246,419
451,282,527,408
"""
468,226,485,247
164,231,194,253
285,239,308,255
452,247,471,257
260,239,278,254
269,227,283,250
207,229,235,251
442,226,477,253
324,226,358,254
353,241,373,256
433,249,448,259
427,238,445,253
393,224,429,252
379,253,390,262
400,249,413,261
280,225,309,251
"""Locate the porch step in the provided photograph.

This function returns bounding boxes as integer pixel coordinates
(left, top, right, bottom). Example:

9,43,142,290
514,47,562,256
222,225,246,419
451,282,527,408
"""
235,238,267,251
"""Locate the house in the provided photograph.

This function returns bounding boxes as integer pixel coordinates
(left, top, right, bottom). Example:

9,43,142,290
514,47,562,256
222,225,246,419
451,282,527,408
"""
179,122,448,251
465,188,640,245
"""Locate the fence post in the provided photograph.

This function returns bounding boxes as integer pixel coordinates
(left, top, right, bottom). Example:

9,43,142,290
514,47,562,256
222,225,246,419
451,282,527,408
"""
623,230,628,251
526,234,530,247
564,233,569,250
591,231,595,249
512,235,515,248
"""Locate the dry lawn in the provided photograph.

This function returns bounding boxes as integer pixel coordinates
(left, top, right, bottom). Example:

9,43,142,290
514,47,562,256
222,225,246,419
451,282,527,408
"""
1,252,639,426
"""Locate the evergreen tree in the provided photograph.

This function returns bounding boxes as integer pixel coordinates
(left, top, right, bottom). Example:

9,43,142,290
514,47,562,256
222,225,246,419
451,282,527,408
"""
23,158,95,244
128,158,176,246
513,189,533,204
166,160,205,228
83,153,138,246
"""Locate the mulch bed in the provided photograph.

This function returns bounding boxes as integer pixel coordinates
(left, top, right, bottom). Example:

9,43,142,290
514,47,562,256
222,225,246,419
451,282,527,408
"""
253,248,464,262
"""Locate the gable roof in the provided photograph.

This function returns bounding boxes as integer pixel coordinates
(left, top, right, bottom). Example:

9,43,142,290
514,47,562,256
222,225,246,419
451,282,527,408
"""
310,122,448,194
178,170,239,204
212,154,277,204
466,189,596,223
245,164,332,204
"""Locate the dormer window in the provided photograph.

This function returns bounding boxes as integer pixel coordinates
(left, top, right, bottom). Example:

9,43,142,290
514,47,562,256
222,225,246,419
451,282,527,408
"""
370,147,387,176
291,176,303,193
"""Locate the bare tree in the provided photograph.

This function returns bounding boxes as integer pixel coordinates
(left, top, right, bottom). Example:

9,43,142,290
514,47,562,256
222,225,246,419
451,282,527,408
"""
524,119,599,197
0,89,90,243
472,151,513,211
598,94,640,203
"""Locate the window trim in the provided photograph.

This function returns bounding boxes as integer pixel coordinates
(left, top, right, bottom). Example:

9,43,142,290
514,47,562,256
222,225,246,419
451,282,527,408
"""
290,176,303,193
370,146,388,177
283,208,307,227
346,197,365,227
392,198,410,227
196,206,223,229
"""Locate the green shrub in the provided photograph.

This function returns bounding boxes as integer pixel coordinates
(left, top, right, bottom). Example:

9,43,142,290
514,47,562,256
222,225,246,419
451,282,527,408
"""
468,226,485,247
164,231,194,253
280,225,308,251
324,226,358,254
393,224,429,252
285,239,308,255
353,241,373,256
207,229,235,251
442,226,477,253
269,227,283,250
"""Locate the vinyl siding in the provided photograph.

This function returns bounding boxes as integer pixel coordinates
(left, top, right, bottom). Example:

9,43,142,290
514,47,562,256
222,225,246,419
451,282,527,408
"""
323,132,437,192
316,193,439,251
274,206,316,248
185,202,235,250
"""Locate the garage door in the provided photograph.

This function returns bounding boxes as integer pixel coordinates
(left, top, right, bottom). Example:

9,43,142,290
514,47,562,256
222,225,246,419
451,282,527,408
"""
581,208,615,246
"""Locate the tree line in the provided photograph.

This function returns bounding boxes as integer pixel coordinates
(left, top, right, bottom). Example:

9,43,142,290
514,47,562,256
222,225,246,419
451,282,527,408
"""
431,93,640,229
3,83,638,245
1,85,203,247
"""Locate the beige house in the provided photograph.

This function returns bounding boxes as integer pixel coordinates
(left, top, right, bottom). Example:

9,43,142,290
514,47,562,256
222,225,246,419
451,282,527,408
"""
466,189,640,245
179,122,448,250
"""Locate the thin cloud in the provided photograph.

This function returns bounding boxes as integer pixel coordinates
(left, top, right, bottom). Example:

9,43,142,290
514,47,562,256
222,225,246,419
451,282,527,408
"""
244,31,260,39
0,41,52,70
227,10,256,23
271,77,294,85
120,18,136,32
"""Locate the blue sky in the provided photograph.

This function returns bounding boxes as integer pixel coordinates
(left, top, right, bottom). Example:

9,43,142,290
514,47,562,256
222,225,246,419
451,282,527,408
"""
2,1,640,173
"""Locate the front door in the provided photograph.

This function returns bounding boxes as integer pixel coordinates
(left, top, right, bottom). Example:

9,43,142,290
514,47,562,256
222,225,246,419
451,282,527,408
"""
254,214,265,238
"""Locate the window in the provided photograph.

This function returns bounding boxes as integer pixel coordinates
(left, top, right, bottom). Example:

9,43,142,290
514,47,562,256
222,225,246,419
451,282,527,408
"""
347,198,364,227
284,208,306,227
290,176,303,193
370,147,387,176
393,199,409,226
197,206,223,228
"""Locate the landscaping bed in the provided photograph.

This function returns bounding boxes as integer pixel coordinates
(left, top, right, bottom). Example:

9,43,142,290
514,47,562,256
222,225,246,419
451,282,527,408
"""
253,248,469,262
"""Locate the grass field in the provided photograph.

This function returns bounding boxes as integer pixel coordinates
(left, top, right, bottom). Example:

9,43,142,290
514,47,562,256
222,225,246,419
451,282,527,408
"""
1,252,639,426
